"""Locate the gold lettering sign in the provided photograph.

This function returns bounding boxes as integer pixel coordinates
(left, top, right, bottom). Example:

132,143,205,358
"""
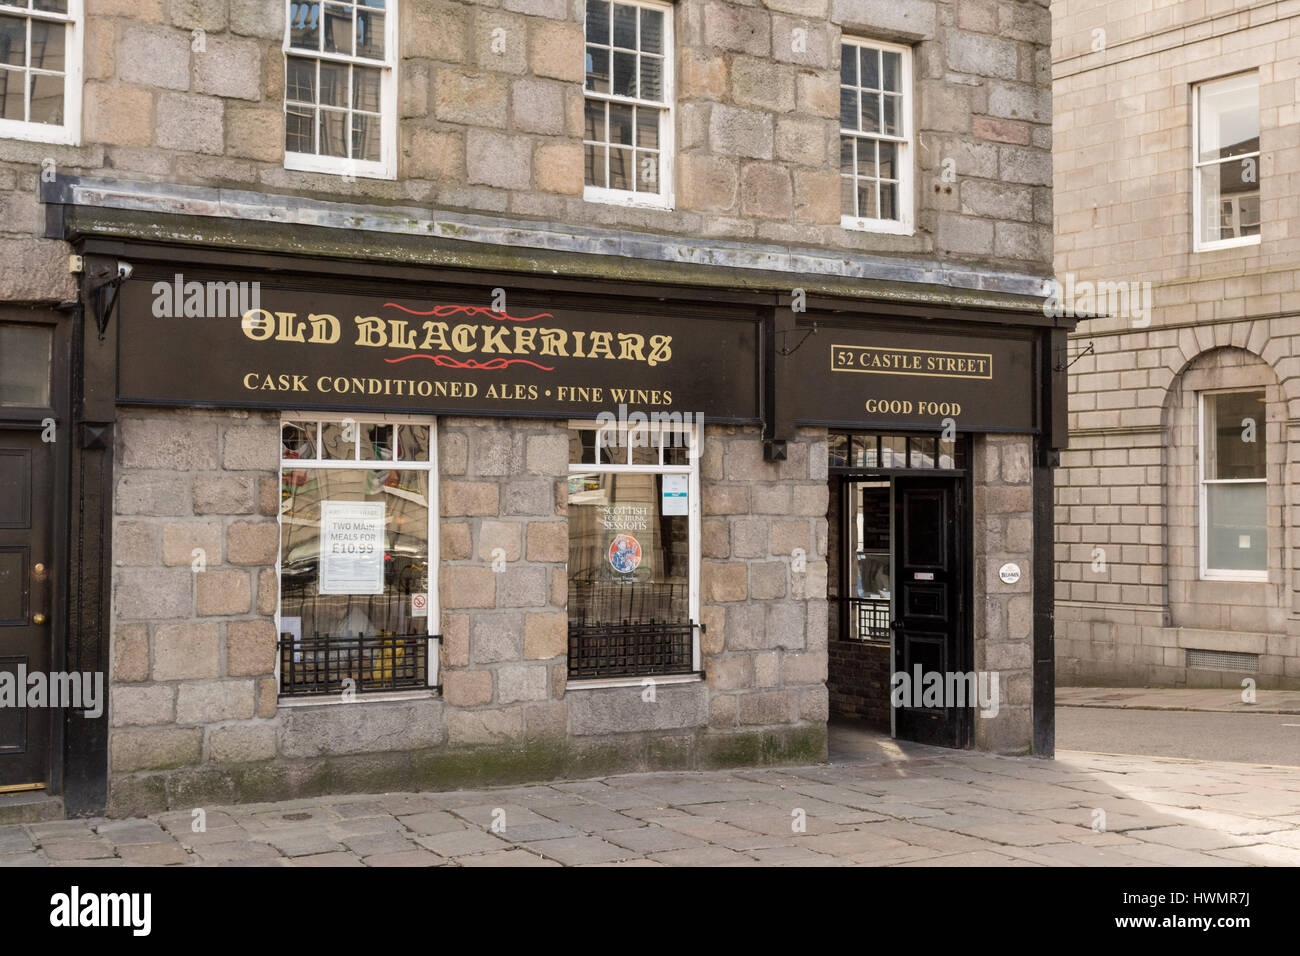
830,345,993,380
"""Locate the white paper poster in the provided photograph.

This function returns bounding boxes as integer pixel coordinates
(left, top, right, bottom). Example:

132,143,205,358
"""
319,501,386,595
661,474,688,515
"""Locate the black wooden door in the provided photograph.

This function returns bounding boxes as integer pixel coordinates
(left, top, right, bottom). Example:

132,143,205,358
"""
892,475,967,748
0,427,53,788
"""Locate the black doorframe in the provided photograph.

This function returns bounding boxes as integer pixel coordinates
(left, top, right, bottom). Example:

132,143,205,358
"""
0,305,73,795
828,434,974,749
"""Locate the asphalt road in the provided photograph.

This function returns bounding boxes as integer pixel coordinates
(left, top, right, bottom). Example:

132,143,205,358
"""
1057,706,1300,766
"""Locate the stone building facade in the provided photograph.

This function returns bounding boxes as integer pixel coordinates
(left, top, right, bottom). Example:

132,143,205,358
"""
1052,0,1300,688
0,0,1069,818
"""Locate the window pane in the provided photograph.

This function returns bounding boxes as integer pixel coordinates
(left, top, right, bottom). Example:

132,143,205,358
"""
363,424,393,461
635,149,658,192
1206,483,1265,571
396,424,429,462
289,1,320,50
639,55,662,102
28,72,62,125
609,101,633,145
609,147,632,190
319,60,346,107
1197,73,1258,163
856,180,876,219
839,86,857,130
585,45,609,93
880,434,906,467
283,422,317,460
320,421,355,460
851,434,876,468
839,136,854,175
828,432,849,467
0,324,52,406
279,468,430,648
882,93,899,135
0,17,25,67
1205,390,1266,479
569,428,597,465
567,473,690,624
612,49,636,97
1201,156,1259,243
640,8,663,55
324,3,353,55
840,46,856,87
882,50,901,92
0,67,20,120
860,46,879,90
612,3,637,49
30,18,65,72
353,65,381,112
286,56,316,103
584,97,604,140
909,436,935,469
878,140,896,178
356,8,384,58
860,91,880,133
319,108,347,156
856,138,877,178
585,0,610,45
34,0,69,12
879,181,897,220
584,141,605,187
286,105,314,153
635,105,658,149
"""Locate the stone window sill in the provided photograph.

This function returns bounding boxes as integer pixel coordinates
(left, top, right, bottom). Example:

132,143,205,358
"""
565,674,703,691
277,689,440,708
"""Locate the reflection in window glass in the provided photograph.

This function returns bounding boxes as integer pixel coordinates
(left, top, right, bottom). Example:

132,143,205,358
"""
567,472,689,626
1195,73,1260,245
0,324,51,405
1202,390,1266,574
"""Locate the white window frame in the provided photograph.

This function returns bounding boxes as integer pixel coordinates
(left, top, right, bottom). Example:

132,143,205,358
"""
276,412,440,701
582,0,675,210
1197,390,1267,582
839,36,912,236
282,0,398,180
566,419,701,685
1192,72,1261,253
0,0,82,146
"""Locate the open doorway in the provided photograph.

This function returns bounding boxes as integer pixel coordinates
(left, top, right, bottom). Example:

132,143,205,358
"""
826,432,973,750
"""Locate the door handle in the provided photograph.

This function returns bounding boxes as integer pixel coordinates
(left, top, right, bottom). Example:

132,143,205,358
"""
33,613,46,625
890,619,903,631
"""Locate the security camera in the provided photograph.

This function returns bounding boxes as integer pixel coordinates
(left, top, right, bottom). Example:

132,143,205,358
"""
116,261,133,281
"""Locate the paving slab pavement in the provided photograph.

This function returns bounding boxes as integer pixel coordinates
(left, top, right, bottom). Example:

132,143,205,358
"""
4,730,1300,867
1058,686,1300,714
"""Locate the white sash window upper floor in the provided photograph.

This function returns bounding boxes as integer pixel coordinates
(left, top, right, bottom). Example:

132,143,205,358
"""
283,0,397,180
0,0,81,145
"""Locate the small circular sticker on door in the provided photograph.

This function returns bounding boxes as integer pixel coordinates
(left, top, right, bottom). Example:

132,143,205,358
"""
608,534,643,574
999,562,1021,584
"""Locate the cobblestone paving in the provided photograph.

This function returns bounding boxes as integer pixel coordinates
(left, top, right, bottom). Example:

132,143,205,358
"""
5,739,1300,866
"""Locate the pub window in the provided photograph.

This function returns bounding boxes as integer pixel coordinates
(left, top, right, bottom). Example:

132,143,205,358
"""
1193,72,1260,251
840,37,912,235
567,420,700,681
283,0,397,179
1199,390,1266,580
583,0,673,208
0,0,82,145
277,415,438,697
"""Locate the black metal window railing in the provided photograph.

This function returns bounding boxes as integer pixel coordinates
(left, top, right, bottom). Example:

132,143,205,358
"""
279,633,429,697
835,597,890,642
566,580,695,680
568,621,695,680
